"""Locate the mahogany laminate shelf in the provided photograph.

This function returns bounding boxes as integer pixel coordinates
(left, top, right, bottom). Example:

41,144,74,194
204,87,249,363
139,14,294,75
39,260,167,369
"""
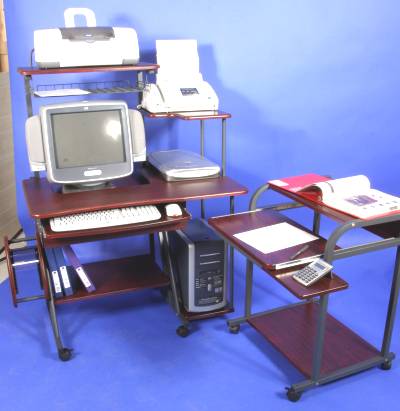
17,63,159,76
141,109,231,120
180,305,234,321
248,302,380,378
55,254,169,304
23,163,247,219
209,209,348,299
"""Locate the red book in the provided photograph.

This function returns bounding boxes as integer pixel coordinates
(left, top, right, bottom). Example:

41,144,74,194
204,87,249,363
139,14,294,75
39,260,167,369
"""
269,174,330,194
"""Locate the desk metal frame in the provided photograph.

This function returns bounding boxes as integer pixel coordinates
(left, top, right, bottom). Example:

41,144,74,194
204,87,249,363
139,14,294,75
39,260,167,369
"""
225,183,400,400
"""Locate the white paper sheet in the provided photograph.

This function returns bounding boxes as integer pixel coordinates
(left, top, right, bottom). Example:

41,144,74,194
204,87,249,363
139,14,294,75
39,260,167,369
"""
34,88,90,97
233,222,318,254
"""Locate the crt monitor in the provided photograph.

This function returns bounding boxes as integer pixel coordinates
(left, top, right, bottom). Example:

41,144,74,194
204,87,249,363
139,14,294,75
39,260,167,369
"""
39,100,133,187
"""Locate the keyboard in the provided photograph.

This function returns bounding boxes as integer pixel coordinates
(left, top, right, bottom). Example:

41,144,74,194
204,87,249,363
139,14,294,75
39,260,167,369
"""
50,205,162,232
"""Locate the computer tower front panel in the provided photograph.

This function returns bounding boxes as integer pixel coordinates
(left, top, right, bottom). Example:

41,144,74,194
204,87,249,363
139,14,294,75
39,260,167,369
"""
169,219,227,313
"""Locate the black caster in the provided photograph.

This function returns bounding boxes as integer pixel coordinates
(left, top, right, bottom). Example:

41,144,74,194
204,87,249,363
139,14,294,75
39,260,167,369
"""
176,325,190,338
286,388,302,402
58,348,73,362
229,324,240,334
380,360,392,370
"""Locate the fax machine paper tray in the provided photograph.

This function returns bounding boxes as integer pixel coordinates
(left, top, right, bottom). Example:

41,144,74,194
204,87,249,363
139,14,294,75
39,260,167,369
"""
148,150,220,181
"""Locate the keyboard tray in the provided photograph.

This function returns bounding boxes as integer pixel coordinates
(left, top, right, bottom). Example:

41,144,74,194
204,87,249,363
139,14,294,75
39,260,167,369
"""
41,205,191,247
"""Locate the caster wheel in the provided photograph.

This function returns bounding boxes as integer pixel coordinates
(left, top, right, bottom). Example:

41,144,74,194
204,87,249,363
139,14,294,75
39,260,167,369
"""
380,360,392,370
58,348,73,362
229,324,240,334
176,325,190,338
286,388,302,402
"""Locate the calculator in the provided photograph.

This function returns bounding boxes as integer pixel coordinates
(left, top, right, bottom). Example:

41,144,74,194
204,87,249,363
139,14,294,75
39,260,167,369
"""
292,258,333,287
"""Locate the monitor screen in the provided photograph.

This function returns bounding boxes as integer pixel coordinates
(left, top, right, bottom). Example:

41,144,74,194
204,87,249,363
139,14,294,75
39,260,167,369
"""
40,100,134,186
51,110,126,169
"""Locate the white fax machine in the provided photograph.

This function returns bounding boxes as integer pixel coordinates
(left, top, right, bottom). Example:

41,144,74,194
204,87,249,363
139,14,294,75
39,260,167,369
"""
34,8,139,68
140,39,219,113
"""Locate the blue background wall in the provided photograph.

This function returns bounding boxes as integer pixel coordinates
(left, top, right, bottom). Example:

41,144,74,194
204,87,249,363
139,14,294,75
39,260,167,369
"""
2,1,400,410
5,0,400,232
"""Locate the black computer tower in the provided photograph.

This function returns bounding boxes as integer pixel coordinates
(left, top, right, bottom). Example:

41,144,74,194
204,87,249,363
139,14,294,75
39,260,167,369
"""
169,218,226,313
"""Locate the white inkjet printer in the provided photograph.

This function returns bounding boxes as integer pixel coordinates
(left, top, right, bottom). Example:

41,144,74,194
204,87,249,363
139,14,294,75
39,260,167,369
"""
34,8,139,68
140,39,219,113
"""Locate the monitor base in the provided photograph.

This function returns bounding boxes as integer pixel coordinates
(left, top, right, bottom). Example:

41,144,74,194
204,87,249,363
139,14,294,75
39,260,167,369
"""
61,181,114,194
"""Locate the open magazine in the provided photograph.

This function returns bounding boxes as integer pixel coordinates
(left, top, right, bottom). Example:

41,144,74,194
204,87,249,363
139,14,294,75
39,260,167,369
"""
298,175,400,219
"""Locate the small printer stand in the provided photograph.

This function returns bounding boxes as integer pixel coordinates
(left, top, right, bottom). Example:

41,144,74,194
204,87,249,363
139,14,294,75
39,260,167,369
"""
209,175,400,401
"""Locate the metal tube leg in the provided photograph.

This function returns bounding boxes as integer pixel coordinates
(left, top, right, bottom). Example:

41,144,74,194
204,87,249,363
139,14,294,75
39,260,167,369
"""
200,119,205,157
158,232,166,271
222,118,226,177
311,294,329,381
244,260,254,318
229,196,235,308
313,212,321,235
149,233,155,259
47,300,64,352
200,119,205,218
381,247,400,358
160,232,182,317
24,75,39,179
44,265,72,360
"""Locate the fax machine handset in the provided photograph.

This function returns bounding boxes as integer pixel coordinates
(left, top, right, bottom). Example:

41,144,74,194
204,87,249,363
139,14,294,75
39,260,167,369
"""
25,104,146,174
34,8,139,68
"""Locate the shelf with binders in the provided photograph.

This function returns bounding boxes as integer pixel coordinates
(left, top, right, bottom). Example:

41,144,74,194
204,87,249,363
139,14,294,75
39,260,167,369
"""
53,254,171,305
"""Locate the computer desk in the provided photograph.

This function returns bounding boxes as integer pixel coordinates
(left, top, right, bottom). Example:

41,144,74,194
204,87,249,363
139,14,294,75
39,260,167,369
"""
11,162,247,360
208,176,400,401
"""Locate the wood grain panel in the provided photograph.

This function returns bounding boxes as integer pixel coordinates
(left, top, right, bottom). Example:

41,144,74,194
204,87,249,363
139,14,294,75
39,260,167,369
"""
248,302,379,378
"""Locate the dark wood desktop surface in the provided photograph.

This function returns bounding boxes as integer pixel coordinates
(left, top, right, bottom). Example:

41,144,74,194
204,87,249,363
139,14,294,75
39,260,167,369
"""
17,63,159,76
208,209,348,299
23,163,248,219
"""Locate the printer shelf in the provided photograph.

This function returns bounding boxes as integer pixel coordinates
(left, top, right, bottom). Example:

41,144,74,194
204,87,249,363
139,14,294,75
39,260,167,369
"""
33,80,145,97
17,63,159,76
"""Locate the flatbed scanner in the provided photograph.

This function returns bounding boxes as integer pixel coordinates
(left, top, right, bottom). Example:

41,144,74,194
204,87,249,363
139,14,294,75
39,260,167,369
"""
140,40,219,113
148,150,220,181
34,8,139,68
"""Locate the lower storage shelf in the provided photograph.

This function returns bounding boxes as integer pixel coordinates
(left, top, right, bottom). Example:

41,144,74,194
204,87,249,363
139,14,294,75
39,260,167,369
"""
180,305,234,321
248,302,380,378
55,254,170,304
